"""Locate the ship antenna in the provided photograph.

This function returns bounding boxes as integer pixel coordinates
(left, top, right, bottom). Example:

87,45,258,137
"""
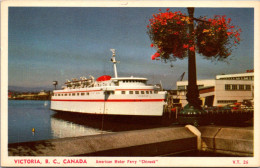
110,49,119,78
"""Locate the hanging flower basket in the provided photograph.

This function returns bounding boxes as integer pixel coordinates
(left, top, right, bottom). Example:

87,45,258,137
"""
147,9,241,61
195,15,241,59
198,41,219,57
147,9,191,61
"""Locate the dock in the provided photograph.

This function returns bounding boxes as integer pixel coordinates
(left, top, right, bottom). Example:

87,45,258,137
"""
8,125,253,156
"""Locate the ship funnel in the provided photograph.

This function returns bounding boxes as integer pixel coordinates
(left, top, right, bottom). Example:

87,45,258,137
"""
110,49,119,78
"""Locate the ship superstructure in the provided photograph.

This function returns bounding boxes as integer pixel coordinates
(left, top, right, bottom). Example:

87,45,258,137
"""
50,49,167,116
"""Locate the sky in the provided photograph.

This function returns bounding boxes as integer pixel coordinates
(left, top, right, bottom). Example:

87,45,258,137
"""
8,7,254,91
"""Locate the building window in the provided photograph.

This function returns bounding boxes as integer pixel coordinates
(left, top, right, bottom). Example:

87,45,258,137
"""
64,94,67,96
72,93,75,96
246,85,251,90
141,91,145,94
225,84,231,90
232,85,237,90
87,93,89,95
135,91,139,94
177,85,185,90
58,94,60,96
239,85,244,90
150,91,153,94
129,91,133,94
122,91,126,94
81,93,85,96
154,90,158,94
217,100,237,104
115,82,119,86
146,91,149,94
77,93,79,96
198,85,204,89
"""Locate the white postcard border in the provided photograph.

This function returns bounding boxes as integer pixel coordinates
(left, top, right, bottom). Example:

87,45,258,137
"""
1,0,260,167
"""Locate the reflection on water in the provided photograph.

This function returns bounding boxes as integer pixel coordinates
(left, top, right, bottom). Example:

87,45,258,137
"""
51,112,164,135
9,100,166,144
51,114,110,138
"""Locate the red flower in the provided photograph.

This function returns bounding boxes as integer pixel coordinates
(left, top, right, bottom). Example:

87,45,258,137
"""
150,43,154,48
166,8,170,11
155,52,160,57
189,46,195,52
227,32,233,36
151,52,160,60
183,44,189,49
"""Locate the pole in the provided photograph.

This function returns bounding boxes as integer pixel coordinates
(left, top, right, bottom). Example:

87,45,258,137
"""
186,7,202,109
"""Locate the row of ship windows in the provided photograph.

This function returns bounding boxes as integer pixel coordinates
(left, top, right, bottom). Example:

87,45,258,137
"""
225,84,252,91
54,90,158,96
122,90,158,94
121,80,146,84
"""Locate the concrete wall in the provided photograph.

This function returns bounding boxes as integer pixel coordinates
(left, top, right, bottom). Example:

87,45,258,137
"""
8,126,253,157
198,126,253,156
9,127,197,156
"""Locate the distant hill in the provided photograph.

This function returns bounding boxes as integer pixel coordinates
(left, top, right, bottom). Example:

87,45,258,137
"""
8,85,56,92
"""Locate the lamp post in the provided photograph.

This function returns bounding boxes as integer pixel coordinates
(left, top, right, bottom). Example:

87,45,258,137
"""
186,7,201,109
178,7,206,126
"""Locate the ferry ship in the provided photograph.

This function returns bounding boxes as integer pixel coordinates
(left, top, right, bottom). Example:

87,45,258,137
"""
50,49,167,116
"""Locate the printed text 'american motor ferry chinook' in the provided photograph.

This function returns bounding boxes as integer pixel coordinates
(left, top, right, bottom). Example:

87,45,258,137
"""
50,49,167,117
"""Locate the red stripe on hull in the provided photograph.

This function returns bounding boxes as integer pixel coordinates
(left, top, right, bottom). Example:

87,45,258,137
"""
51,99,165,102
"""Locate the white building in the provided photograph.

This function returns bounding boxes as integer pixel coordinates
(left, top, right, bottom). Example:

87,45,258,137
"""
176,71,254,107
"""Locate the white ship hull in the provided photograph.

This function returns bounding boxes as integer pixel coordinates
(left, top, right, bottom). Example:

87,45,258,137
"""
51,101,165,116
51,89,166,116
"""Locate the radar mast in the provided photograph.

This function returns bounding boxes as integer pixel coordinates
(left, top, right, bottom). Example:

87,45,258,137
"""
110,49,119,78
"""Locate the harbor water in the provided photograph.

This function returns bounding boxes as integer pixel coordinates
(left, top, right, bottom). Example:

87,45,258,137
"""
8,100,163,144
8,100,251,157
